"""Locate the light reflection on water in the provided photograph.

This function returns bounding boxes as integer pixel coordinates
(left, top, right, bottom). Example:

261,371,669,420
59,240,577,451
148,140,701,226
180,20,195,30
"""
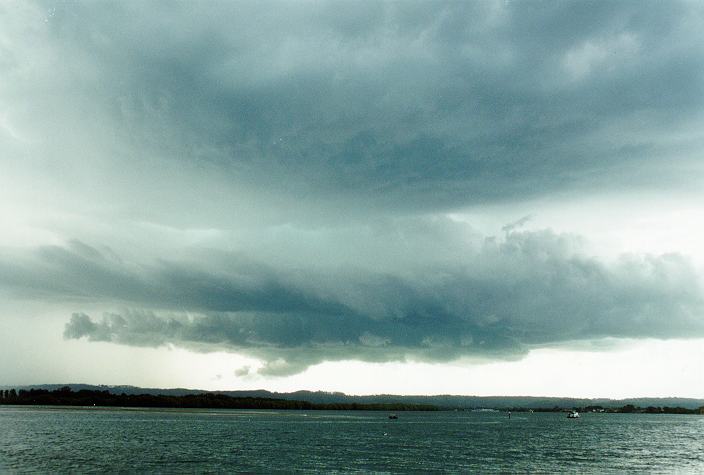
1,406,703,472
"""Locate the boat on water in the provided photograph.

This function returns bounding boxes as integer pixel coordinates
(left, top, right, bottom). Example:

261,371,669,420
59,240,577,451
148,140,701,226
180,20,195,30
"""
567,410,580,419
388,414,398,420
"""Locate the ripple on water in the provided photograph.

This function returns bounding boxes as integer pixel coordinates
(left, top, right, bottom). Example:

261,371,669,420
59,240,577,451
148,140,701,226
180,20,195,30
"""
1,408,703,472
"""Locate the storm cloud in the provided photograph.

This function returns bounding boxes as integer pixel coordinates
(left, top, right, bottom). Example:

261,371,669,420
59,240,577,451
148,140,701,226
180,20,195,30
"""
5,225,697,374
1,1,704,377
3,0,704,220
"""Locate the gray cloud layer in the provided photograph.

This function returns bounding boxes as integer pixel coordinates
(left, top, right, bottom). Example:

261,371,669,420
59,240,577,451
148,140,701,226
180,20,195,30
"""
3,0,704,220
2,1,704,375
4,226,699,374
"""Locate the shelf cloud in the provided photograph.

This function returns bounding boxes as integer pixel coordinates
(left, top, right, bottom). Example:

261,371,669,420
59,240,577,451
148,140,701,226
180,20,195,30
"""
7,225,697,375
1,1,704,379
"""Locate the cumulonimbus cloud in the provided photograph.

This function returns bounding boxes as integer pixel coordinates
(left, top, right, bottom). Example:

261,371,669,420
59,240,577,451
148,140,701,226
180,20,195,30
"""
1,1,704,377
4,225,693,375
2,0,703,221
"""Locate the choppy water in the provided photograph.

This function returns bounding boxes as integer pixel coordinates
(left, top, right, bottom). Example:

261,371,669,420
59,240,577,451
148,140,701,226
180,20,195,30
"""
1,406,703,472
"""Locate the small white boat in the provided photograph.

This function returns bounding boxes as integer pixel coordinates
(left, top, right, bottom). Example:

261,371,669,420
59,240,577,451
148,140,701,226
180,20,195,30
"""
567,410,580,419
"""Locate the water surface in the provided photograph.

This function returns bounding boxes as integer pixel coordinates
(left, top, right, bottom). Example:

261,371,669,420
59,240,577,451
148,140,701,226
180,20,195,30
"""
1,406,703,472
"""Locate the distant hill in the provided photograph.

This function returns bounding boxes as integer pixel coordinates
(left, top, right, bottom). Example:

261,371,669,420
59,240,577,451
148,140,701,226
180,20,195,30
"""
0,387,436,411
4,384,704,410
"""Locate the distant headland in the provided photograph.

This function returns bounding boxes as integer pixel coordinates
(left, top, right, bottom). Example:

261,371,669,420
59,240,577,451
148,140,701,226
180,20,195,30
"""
2,384,704,414
0,386,437,412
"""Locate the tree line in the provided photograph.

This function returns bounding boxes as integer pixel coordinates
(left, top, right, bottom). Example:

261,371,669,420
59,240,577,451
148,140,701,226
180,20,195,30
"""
4,388,701,413
0,387,438,411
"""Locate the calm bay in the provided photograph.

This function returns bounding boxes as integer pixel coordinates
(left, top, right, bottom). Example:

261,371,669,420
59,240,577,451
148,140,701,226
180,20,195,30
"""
1,406,703,472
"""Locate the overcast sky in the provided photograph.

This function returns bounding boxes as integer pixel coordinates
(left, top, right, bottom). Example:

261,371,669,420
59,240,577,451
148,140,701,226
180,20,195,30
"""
1,0,703,396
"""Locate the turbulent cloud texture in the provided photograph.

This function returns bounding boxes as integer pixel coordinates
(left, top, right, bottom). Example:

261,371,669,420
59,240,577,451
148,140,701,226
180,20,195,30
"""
1,1,704,376
3,0,704,219
7,225,697,374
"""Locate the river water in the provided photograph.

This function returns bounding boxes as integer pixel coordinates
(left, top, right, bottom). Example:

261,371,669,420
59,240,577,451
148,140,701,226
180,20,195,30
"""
1,406,703,472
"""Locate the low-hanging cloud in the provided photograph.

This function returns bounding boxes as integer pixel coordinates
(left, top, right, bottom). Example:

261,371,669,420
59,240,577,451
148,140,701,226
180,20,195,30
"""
2,1,704,379
6,225,692,375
